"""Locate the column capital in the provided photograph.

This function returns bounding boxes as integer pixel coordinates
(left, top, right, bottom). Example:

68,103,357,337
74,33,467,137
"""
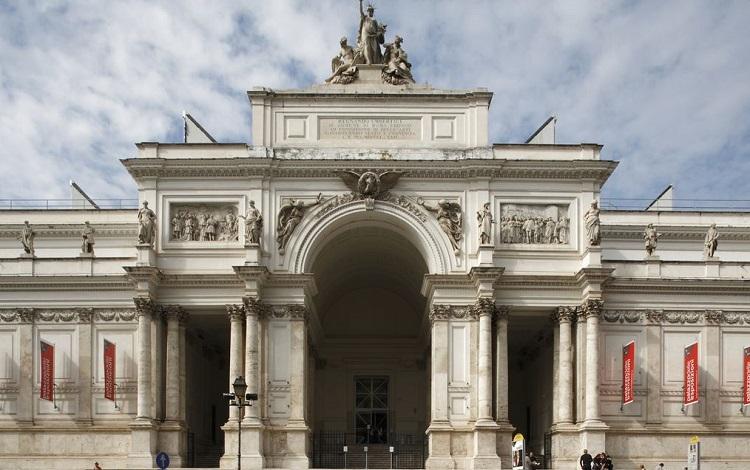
553,306,576,323
163,305,188,324
495,305,510,323
226,304,245,322
581,299,603,319
267,303,309,321
75,307,94,324
472,298,496,318
242,296,265,317
134,296,156,319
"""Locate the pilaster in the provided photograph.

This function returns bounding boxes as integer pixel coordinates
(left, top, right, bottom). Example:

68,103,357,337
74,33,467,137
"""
645,310,663,426
76,308,94,425
17,309,34,426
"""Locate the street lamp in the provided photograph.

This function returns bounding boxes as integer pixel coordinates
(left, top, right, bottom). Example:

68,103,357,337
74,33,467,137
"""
223,376,258,470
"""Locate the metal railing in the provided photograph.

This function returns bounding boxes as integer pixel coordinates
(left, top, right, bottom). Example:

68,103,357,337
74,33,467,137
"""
0,199,138,210
600,198,750,212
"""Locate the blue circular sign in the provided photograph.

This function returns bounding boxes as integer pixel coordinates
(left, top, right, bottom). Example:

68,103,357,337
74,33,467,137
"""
156,451,170,469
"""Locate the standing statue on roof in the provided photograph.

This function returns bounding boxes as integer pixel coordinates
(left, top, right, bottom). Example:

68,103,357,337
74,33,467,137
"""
358,0,386,64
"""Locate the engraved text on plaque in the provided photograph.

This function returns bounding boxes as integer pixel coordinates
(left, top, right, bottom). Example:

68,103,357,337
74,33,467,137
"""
319,117,421,141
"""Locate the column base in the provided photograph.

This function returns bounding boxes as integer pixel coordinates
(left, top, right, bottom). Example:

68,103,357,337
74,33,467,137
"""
472,422,501,469
426,422,454,470
494,422,514,470
127,419,158,468
158,420,186,467
220,420,265,470
549,424,581,470
579,420,608,458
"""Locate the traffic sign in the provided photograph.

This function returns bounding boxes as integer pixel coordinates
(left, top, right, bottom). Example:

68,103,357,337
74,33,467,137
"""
156,451,170,469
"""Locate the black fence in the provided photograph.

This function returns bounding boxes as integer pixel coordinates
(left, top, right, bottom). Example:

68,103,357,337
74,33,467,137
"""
312,431,426,469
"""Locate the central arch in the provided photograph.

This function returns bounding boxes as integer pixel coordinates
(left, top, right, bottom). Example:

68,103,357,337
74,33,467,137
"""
300,201,438,468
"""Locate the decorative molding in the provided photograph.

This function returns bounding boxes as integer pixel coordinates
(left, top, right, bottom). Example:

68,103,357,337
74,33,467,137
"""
601,310,642,324
0,308,34,323
0,224,137,240
317,193,427,223
663,310,702,325
599,388,647,397
602,224,750,242
429,304,476,323
95,309,138,323
266,304,309,321
645,309,663,325
35,309,79,323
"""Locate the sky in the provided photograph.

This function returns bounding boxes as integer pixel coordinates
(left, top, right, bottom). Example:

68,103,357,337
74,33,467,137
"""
1,0,749,205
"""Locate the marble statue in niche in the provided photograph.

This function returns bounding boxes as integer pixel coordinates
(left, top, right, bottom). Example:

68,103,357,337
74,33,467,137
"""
18,220,35,255
169,203,239,242
477,202,494,245
499,204,570,245
583,200,600,246
81,221,95,254
703,224,719,258
644,223,661,256
137,201,156,246
418,198,463,254
277,194,323,253
239,200,263,246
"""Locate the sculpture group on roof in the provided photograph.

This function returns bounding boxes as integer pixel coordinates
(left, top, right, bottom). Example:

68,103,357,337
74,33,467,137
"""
326,0,415,85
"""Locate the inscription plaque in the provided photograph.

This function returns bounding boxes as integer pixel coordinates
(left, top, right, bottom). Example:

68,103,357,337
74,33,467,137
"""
319,117,421,141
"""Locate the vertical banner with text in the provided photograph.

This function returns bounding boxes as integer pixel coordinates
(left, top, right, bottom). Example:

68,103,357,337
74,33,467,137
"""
622,340,635,406
743,346,750,408
683,341,699,407
40,340,55,402
104,339,116,401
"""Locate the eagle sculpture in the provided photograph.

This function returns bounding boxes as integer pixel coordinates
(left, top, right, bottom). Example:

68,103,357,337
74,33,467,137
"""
335,170,403,200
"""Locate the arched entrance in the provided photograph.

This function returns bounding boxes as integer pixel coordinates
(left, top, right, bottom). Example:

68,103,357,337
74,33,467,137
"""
307,220,430,469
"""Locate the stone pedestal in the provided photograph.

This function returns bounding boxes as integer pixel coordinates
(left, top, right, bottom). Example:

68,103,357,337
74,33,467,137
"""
494,423,514,470
17,254,34,275
645,255,661,277
281,423,310,469
158,421,186,467
549,424,580,469
127,419,158,468
425,424,454,470
245,244,262,265
471,423,501,469
578,423,608,457
583,245,601,266
704,257,720,277
476,244,494,266
136,243,156,266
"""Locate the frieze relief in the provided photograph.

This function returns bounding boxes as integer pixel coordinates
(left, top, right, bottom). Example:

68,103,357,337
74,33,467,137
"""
169,202,239,242
0,308,34,323
95,309,137,323
266,304,309,321
600,309,750,325
500,203,571,245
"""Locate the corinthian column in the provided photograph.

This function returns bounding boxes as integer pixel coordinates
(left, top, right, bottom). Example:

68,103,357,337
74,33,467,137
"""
495,306,510,425
226,304,245,421
555,306,576,425
164,305,187,422
583,299,603,423
243,296,261,422
134,297,154,421
287,305,308,425
475,298,494,423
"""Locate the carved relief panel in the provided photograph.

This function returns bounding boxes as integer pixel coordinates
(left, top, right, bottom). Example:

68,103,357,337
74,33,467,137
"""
167,202,240,243
499,203,571,246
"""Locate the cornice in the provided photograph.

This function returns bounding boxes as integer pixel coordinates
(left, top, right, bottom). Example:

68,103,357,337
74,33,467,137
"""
121,157,617,184
605,278,750,295
0,275,132,291
0,224,137,239
602,225,750,241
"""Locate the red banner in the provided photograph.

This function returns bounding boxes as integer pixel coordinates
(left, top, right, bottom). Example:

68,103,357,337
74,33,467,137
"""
622,341,635,406
683,342,699,406
743,346,750,407
104,339,116,402
40,340,54,402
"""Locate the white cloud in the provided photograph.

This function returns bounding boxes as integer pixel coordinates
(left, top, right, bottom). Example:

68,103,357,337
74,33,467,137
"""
0,0,748,204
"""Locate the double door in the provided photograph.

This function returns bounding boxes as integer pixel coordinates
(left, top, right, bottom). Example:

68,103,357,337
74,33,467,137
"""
354,377,388,444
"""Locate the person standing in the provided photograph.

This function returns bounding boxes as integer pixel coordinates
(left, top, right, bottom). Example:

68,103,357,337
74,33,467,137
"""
579,449,593,470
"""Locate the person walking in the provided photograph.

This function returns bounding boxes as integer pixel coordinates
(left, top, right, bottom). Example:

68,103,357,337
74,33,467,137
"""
579,449,593,470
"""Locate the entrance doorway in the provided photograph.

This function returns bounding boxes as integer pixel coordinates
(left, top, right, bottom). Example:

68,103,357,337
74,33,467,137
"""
308,224,429,468
354,377,389,444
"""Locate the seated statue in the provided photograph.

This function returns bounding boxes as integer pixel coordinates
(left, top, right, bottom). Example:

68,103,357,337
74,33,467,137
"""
326,37,359,84
382,35,414,85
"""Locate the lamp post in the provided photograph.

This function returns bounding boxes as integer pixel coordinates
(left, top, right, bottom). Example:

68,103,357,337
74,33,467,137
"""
223,376,258,470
